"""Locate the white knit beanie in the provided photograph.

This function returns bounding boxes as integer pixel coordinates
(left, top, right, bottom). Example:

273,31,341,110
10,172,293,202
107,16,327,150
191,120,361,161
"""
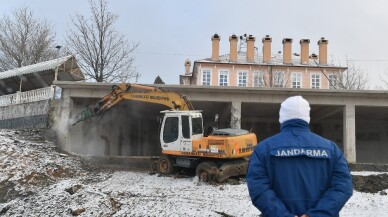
279,96,311,124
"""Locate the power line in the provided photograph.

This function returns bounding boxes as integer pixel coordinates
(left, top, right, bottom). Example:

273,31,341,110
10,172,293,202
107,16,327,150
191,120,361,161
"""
133,51,204,57
313,59,339,89
347,59,388,62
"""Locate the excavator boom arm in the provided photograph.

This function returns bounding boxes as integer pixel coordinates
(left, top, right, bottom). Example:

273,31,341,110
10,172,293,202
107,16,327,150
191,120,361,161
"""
72,83,193,125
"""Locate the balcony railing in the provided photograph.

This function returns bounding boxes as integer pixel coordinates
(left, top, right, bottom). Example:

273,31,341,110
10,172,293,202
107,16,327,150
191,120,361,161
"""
0,86,55,107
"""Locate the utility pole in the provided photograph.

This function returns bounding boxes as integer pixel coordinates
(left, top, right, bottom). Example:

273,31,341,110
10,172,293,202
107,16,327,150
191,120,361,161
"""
54,45,62,82
53,45,62,99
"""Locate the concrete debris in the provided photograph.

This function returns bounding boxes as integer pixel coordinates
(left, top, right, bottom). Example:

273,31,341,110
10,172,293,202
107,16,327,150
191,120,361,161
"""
214,211,234,217
65,185,82,195
0,205,10,215
109,197,121,210
70,207,85,216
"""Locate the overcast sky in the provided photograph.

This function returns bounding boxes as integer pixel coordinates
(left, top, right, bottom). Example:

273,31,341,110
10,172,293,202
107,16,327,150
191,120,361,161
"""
1,0,388,88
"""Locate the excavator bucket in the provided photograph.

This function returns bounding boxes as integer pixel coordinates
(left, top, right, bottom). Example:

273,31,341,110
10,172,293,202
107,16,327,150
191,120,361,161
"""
71,106,98,126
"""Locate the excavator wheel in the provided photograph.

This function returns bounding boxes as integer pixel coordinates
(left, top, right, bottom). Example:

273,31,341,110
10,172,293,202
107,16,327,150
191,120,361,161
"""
157,155,174,175
195,162,219,182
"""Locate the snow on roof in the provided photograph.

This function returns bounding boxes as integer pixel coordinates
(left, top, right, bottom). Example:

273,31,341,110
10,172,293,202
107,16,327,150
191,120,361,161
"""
195,52,347,69
0,55,74,80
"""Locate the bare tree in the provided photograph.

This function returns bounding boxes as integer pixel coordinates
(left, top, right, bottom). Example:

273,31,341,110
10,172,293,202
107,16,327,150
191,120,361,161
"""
66,0,139,82
0,7,57,71
252,66,290,88
312,58,368,90
336,59,369,90
376,73,388,89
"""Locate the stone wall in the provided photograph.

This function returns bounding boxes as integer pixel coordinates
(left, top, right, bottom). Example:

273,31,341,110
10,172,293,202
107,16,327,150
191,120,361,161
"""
0,100,51,129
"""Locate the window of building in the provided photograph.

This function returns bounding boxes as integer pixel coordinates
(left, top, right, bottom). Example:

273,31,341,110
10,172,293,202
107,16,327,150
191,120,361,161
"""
238,71,247,86
202,69,211,85
328,74,337,89
219,70,228,86
311,73,321,89
273,71,284,87
291,73,302,88
253,71,264,87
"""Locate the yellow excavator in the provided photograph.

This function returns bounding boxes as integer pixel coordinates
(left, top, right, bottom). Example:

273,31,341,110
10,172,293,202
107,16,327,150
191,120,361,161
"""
72,83,257,182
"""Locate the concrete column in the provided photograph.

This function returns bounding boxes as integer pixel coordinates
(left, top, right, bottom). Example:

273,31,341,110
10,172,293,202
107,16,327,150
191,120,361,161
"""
56,95,73,152
231,101,241,129
50,85,55,99
343,104,356,163
16,91,21,104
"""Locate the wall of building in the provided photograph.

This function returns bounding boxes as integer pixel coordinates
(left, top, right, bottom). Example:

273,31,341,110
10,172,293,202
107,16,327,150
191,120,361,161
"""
197,63,336,89
54,82,388,164
310,117,388,163
242,111,388,163
57,99,388,164
0,100,50,129
356,119,388,163
54,98,164,157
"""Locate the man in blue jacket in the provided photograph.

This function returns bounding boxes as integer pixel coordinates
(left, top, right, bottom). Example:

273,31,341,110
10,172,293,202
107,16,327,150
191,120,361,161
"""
247,96,353,217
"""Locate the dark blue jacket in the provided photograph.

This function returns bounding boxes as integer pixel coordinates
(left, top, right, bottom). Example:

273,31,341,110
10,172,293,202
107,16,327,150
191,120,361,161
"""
247,119,353,217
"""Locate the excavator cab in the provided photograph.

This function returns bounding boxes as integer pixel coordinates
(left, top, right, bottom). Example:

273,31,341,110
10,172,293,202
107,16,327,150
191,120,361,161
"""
159,110,203,154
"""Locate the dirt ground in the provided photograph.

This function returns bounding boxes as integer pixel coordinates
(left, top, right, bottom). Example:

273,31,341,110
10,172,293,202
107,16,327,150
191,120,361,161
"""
352,174,388,193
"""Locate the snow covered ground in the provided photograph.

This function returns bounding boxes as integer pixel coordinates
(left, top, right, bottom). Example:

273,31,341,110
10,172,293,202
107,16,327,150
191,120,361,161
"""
0,129,387,217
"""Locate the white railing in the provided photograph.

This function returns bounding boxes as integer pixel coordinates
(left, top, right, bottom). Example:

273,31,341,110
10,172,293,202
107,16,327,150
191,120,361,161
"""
0,86,54,107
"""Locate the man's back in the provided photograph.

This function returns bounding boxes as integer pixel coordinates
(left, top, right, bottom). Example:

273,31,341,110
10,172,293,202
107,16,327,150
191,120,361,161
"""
247,96,352,217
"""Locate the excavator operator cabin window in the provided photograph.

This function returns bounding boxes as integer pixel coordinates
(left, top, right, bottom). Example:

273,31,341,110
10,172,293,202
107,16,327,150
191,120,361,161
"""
163,117,179,143
192,117,203,135
182,116,190,139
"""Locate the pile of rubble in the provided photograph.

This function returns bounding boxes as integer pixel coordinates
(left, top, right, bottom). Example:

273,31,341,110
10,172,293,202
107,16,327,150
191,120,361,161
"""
0,129,97,203
353,174,388,194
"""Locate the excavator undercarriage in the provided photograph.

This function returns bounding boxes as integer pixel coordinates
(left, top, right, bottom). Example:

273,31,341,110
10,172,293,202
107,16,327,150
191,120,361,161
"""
157,155,249,182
